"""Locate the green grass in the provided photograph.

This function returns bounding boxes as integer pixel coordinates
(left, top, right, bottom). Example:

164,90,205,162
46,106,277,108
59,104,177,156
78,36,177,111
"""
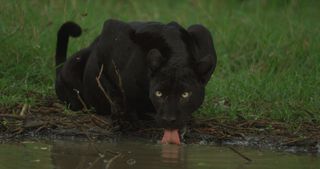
0,0,319,123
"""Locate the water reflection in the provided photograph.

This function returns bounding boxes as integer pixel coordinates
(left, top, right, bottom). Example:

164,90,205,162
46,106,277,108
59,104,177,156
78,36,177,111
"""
51,141,107,169
51,140,188,169
161,144,182,163
0,139,319,169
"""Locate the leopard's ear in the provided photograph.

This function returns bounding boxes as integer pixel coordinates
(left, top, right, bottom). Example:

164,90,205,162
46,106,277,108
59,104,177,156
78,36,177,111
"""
147,48,164,72
195,54,215,84
188,24,217,84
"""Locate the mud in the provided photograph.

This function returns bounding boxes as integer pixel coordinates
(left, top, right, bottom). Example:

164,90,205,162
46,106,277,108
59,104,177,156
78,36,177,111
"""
0,97,319,154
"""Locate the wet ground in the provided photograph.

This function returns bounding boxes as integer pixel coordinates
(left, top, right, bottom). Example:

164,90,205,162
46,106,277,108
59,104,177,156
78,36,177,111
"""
0,138,319,169
0,97,320,154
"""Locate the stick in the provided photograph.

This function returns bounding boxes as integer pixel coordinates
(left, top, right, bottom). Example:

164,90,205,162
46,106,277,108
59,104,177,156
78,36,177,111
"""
228,147,252,162
73,89,88,111
95,64,116,109
0,114,25,120
4,127,24,139
85,156,103,169
20,104,28,116
91,115,111,127
111,60,126,109
85,149,120,169
105,152,122,169
281,137,308,146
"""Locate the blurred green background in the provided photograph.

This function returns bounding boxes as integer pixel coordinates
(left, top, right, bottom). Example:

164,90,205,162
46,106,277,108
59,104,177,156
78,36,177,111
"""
0,0,319,123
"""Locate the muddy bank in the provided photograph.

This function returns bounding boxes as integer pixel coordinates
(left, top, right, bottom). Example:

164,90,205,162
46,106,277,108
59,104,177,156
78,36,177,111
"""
1,97,319,154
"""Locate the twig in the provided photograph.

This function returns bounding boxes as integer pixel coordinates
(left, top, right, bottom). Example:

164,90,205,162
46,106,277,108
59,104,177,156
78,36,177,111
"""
85,155,103,169
111,60,123,92
71,120,95,142
73,89,88,111
71,120,108,156
0,114,25,120
20,104,28,116
6,128,24,139
91,115,112,128
95,64,117,110
71,119,117,156
281,137,308,146
208,122,258,131
35,125,47,133
69,116,117,156
85,150,106,169
91,115,111,126
112,60,126,111
228,147,252,162
106,152,122,169
85,149,120,169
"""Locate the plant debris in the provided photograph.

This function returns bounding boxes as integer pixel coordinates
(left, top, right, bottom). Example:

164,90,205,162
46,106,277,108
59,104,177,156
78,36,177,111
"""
0,97,319,154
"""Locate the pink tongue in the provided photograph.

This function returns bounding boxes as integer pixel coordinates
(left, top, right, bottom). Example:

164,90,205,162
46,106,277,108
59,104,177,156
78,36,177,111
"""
161,129,180,145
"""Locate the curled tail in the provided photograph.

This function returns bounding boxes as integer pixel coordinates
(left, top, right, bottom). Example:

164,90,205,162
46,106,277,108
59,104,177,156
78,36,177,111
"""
55,21,81,74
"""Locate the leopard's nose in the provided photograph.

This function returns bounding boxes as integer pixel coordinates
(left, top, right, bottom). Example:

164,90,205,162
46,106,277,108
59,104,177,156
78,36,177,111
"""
161,115,176,123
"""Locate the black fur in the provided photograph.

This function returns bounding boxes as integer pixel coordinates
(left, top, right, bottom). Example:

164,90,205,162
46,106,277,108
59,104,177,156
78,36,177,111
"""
55,22,98,110
55,19,217,129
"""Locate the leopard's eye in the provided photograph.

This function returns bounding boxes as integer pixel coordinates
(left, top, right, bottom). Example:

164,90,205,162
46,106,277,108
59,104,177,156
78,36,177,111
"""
181,92,191,98
155,91,162,97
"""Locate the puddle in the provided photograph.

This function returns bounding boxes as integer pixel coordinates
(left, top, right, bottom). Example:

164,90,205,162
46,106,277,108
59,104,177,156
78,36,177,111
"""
0,138,319,169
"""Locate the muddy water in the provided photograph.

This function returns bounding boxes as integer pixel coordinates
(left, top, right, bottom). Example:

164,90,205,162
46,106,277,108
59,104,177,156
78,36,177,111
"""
0,139,319,169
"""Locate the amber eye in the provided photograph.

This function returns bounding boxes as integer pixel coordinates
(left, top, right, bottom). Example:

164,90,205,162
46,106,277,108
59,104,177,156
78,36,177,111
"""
155,91,162,97
181,92,190,98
